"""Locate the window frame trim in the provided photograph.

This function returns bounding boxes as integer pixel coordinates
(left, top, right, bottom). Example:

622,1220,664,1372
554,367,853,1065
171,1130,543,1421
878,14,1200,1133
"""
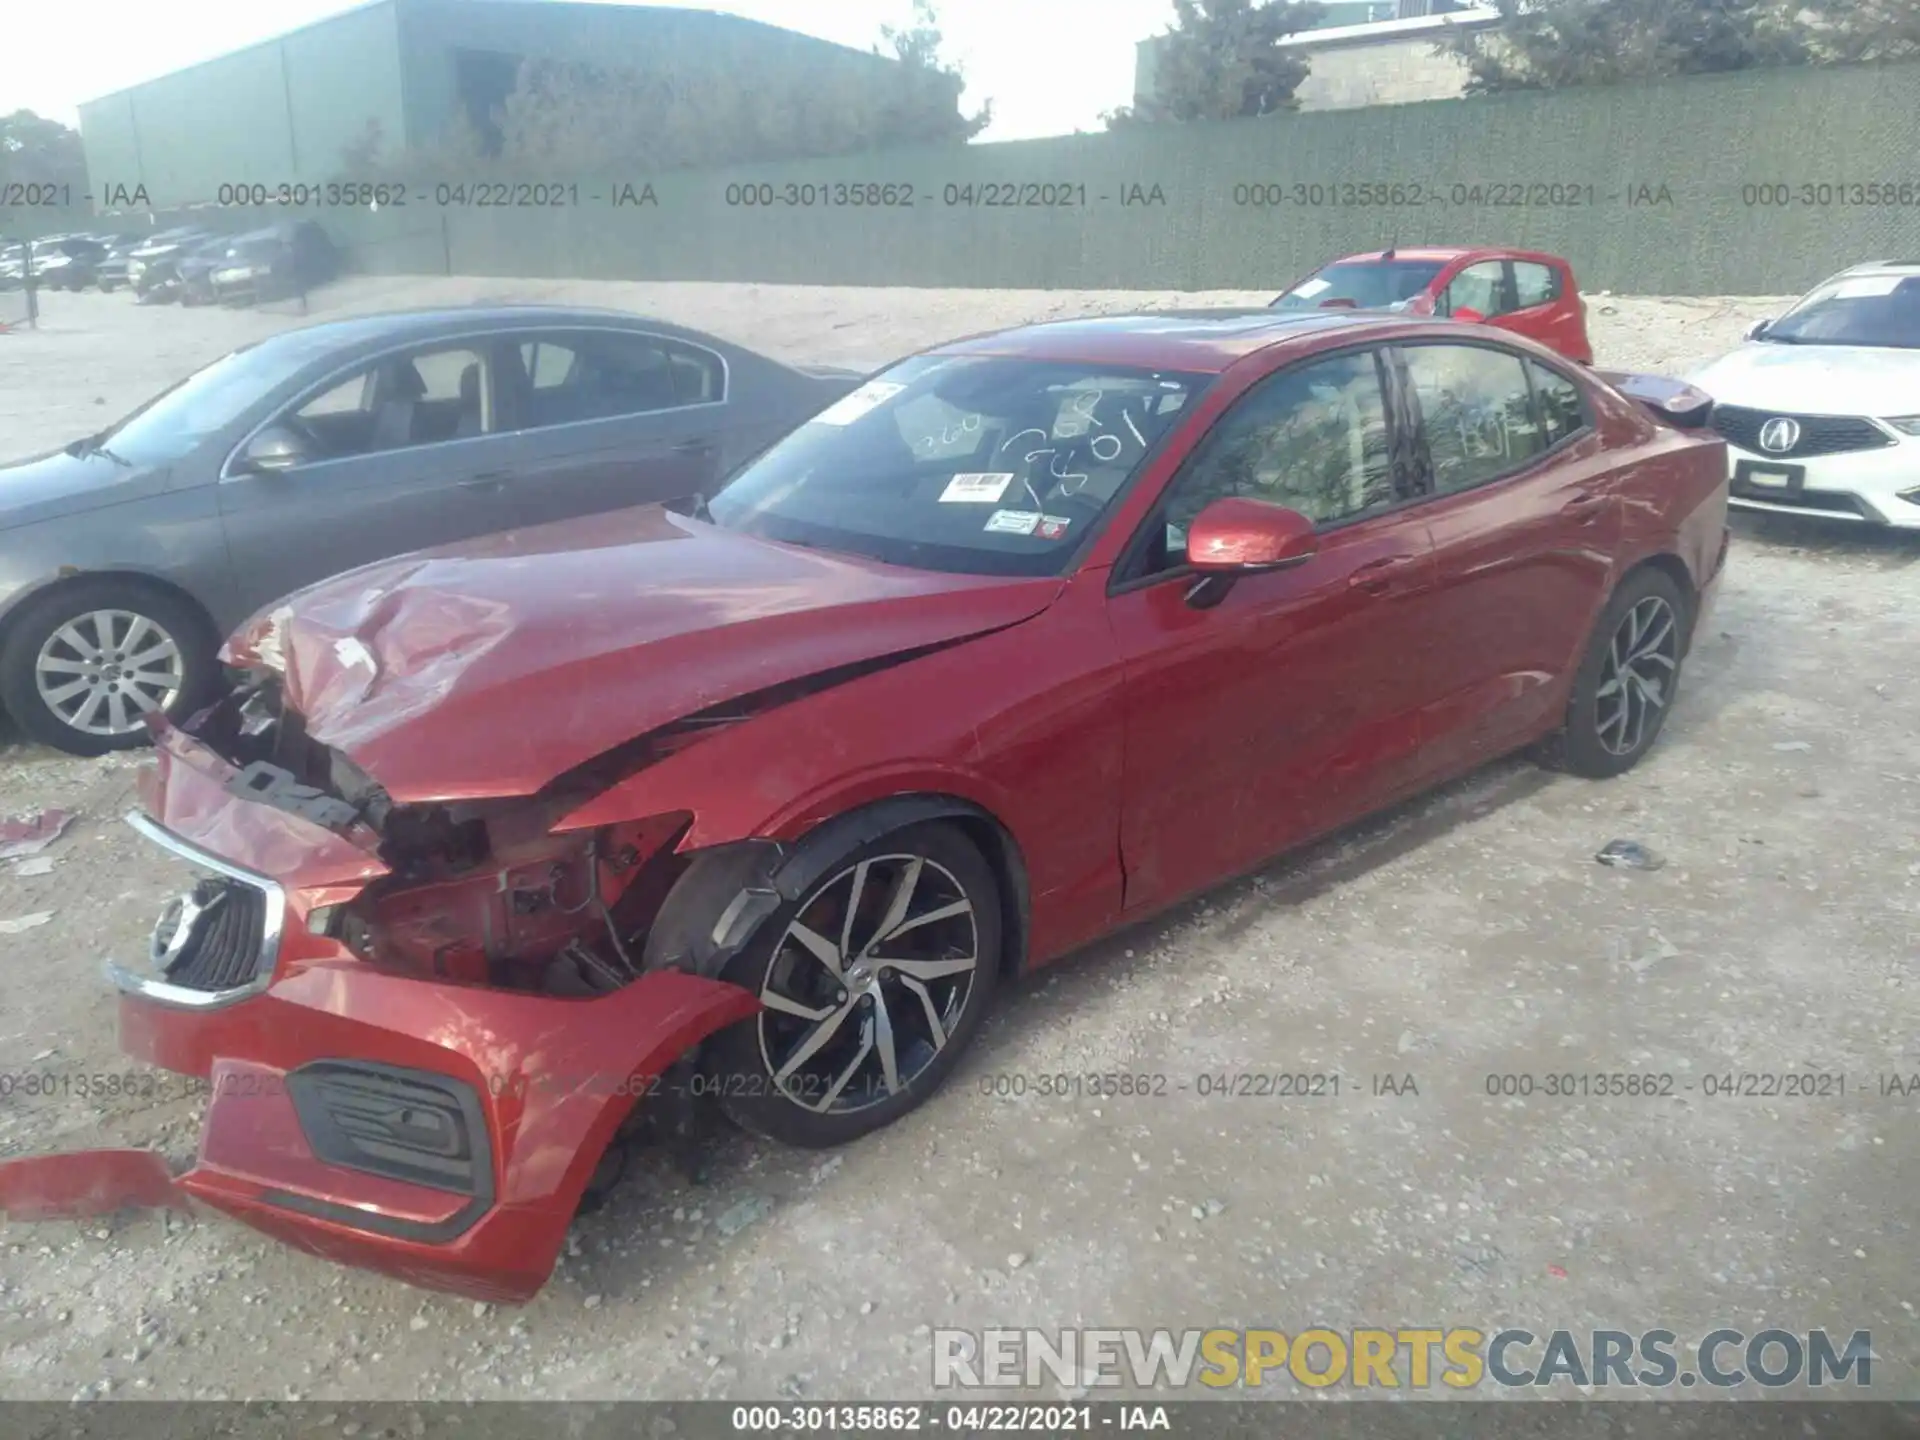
1392,338,1596,503
1107,339,1418,597
220,323,733,480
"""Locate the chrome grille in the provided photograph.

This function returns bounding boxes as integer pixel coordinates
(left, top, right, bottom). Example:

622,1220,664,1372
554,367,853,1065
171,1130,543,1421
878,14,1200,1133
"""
152,876,269,993
1711,405,1892,458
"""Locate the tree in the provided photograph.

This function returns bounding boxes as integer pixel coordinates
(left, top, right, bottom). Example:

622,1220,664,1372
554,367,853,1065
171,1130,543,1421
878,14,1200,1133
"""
0,110,87,194
1440,0,1895,93
876,0,993,142
1797,0,1920,62
1104,0,1326,127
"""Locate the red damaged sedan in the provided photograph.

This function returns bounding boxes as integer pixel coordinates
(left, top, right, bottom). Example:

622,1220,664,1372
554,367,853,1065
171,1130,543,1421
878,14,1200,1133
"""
0,309,1729,1301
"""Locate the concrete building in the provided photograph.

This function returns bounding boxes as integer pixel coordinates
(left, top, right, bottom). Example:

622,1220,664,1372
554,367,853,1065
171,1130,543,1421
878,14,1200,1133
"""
1134,1,1504,116
79,0,916,207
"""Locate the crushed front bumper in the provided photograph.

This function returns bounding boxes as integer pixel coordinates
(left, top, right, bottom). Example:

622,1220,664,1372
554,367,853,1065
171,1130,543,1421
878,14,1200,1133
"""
0,723,759,1302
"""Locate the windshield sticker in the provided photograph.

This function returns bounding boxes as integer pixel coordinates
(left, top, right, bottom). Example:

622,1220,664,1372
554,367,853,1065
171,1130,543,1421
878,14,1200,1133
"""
1830,276,1902,299
983,509,1041,535
1035,514,1073,540
810,380,906,426
939,472,1014,503
1292,277,1333,299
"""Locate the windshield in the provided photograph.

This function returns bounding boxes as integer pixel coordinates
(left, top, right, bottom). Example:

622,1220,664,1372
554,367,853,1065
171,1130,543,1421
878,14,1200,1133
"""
81,334,333,465
1272,260,1446,312
1762,274,1920,349
708,355,1212,576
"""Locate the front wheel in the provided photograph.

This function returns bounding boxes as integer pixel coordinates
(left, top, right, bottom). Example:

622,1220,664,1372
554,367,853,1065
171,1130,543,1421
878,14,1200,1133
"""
703,821,1002,1149
0,581,220,755
1547,567,1690,779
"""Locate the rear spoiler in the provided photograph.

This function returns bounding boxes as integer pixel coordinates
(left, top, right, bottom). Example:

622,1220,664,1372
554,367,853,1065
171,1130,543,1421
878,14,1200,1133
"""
1593,370,1715,430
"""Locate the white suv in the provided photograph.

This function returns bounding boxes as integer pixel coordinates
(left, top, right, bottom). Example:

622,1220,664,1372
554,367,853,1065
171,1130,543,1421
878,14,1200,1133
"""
1690,262,1920,528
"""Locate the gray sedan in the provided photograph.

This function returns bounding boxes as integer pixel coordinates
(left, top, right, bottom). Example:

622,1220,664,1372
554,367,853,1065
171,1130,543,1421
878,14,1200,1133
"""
0,306,862,755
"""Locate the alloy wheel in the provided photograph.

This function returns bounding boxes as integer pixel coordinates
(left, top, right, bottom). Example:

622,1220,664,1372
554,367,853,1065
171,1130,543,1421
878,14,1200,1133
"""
1594,595,1678,757
758,853,979,1115
34,609,184,738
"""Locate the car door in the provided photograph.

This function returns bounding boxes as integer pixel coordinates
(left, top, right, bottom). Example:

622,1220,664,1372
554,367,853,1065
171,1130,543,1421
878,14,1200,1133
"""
1394,342,1622,780
217,339,514,613
481,328,730,530
1105,346,1440,914
1434,259,1511,326
1506,260,1588,360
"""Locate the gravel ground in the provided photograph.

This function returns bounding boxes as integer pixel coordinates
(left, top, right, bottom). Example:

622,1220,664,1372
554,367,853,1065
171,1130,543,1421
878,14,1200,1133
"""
0,279,1916,1405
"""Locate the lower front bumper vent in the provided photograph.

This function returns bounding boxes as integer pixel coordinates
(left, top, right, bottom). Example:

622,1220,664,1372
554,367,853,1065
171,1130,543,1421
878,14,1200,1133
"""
287,1062,492,1198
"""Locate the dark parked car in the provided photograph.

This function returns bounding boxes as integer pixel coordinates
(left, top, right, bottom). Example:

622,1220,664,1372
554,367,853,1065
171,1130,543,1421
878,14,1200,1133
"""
0,309,1729,1302
208,221,339,305
0,306,863,753
32,236,111,291
94,235,149,292
170,236,241,306
127,227,220,302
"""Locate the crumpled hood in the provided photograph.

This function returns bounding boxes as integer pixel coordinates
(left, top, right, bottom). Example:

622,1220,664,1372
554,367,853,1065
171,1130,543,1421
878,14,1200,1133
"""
1689,343,1920,418
228,505,1063,804
0,447,171,529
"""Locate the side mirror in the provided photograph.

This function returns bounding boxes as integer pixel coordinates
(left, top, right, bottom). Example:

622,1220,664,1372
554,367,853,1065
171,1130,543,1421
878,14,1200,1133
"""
1182,497,1317,607
236,424,313,474
1745,318,1772,341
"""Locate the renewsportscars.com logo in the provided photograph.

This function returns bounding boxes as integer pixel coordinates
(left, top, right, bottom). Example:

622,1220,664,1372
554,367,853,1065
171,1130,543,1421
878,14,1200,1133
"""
932,1328,1874,1391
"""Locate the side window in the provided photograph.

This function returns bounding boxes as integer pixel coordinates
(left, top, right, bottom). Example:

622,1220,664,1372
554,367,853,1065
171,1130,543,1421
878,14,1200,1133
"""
1403,344,1545,494
1150,351,1395,571
285,343,488,459
1528,360,1588,448
514,331,718,428
1440,261,1509,318
1512,262,1560,309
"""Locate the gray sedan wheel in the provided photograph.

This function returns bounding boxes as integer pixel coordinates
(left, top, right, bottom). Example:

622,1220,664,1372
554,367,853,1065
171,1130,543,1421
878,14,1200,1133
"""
0,582,218,756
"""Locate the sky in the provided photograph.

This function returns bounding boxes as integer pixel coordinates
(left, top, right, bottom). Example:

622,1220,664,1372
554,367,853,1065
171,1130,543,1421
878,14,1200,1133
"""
8,0,1183,142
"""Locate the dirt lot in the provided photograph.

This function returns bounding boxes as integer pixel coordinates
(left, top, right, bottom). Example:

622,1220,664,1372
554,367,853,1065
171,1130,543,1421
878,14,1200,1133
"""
0,279,1916,1405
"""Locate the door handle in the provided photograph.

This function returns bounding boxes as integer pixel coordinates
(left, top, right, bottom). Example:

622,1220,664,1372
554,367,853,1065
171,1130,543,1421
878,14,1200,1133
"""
1561,491,1608,522
1347,554,1420,594
458,471,509,490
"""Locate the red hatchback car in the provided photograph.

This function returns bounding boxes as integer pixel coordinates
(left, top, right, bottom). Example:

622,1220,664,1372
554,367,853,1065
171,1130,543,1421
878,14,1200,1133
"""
1273,247,1595,364
1,310,1727,1301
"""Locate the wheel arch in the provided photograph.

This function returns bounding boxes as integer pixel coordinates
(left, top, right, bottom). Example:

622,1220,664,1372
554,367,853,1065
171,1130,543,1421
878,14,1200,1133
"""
0,566,221,658
1616,551,1698,651
643,792,1033,987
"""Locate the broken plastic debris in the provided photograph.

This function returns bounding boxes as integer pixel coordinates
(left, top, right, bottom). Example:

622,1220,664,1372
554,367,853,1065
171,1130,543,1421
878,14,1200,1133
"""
9,857,55,877
0,912,54,934
1772,741,1813,753
715,1194,773,1237
1595,840,1664,871
1547,1264,1569,1279
0,1150,180,1220
0,808,73,861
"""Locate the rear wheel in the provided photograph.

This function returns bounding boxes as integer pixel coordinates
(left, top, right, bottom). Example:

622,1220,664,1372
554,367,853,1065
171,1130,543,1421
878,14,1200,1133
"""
0,580,220,755
1546,567,1690,779
704,821,1002,1149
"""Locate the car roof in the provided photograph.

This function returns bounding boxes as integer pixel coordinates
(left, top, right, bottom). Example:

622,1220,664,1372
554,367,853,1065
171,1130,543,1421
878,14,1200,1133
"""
925,308,1408,373
1328,246,1569,267
247,305,746,357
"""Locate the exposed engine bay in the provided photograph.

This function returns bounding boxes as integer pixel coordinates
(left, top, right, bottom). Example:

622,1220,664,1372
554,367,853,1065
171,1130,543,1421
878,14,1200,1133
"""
185,673,733,999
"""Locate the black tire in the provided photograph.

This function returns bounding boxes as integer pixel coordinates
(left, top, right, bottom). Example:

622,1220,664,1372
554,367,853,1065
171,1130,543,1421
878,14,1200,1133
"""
1544,566,1691,780
702,820,1003,1149
0,579,221,756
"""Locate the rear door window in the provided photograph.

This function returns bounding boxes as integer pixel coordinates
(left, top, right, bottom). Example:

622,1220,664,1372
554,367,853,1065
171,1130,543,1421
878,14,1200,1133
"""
1513,262,1561,309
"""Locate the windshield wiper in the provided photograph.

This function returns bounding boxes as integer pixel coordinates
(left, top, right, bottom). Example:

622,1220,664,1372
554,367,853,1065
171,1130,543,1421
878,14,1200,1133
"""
63,429,132,466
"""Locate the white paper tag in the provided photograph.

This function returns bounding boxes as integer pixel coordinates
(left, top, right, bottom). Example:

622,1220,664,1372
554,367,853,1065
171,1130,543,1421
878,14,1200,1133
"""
939,472,1014,503
983,509,1040,535
1292,276,1333,299
810,380,906,426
